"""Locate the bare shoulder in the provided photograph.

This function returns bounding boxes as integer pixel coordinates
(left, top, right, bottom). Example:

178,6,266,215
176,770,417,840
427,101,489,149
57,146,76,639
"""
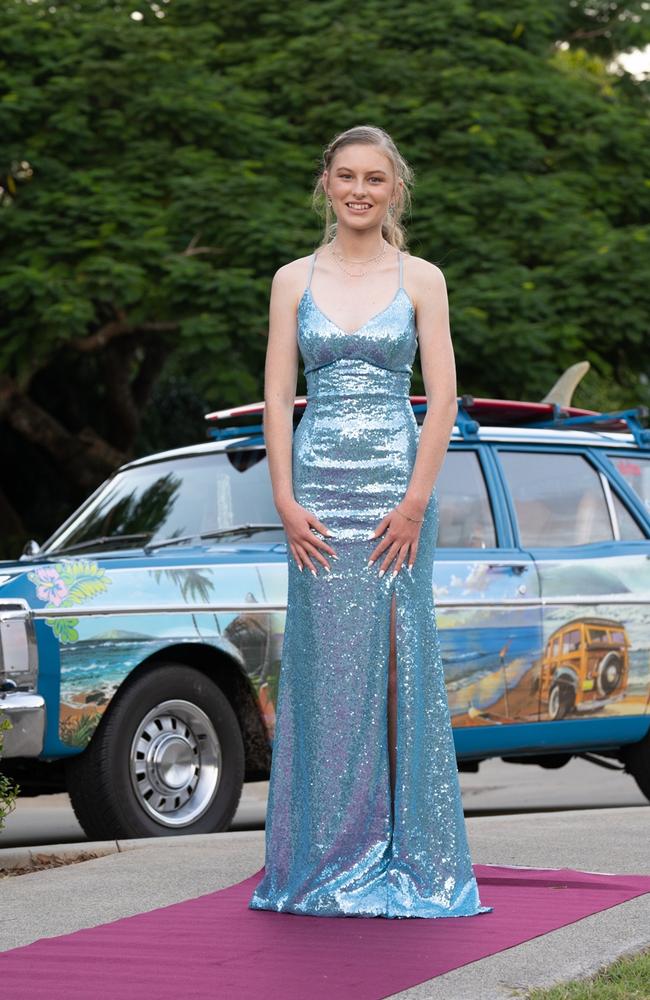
271,252,315,302
402,253,447,303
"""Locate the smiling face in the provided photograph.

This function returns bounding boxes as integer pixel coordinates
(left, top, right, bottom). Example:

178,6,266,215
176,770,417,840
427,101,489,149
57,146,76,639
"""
324,143,399,230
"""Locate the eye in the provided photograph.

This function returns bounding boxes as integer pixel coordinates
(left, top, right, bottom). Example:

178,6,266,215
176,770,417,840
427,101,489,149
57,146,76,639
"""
336,173,384,183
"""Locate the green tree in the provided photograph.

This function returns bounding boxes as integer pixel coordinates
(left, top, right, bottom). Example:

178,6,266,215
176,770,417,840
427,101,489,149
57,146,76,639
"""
1,0,649,552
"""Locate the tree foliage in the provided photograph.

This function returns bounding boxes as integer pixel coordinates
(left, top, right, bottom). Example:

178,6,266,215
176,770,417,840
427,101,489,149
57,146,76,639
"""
0,0,649,552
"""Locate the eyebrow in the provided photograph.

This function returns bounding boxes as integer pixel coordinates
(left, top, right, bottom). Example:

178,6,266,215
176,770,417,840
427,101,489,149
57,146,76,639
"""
335,166,388,175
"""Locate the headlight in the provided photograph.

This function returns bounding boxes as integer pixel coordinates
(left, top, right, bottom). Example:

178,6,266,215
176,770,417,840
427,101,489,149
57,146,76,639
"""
0,602,38,690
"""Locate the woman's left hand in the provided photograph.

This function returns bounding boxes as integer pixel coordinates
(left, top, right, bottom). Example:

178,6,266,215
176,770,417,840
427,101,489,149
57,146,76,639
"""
368,503,424,577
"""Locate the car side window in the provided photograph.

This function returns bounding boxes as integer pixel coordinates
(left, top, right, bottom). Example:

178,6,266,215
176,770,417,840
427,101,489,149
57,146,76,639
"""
607,454,650,516
610,491,645,541
498,451,613,547
437,451,496,548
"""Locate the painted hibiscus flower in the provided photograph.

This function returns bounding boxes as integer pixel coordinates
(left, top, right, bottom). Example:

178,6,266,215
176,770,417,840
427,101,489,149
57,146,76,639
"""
34,567,69,606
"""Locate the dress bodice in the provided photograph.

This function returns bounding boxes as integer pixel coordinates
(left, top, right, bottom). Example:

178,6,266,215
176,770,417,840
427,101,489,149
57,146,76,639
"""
297,249,418,377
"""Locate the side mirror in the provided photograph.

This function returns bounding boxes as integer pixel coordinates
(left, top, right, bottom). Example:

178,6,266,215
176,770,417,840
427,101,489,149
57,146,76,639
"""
19,539,41,559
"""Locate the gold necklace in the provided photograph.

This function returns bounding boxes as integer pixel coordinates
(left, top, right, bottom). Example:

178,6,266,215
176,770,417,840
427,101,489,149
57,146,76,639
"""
329,240,387,278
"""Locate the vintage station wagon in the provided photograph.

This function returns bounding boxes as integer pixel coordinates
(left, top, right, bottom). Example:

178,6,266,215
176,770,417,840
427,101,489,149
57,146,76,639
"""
1,385,649,840
539,618,630,721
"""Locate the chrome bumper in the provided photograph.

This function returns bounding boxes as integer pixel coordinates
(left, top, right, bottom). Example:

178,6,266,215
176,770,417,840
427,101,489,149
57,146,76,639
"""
0,691,46,757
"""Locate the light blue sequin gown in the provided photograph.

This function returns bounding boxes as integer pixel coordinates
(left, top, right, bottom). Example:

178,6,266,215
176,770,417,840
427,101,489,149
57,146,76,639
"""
249,248,492,919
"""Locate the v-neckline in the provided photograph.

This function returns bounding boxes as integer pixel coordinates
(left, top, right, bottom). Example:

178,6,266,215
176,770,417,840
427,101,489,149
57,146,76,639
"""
302,286,412,338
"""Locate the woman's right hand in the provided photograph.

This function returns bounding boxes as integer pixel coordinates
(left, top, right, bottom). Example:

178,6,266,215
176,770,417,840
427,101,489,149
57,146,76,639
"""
278,499,338,575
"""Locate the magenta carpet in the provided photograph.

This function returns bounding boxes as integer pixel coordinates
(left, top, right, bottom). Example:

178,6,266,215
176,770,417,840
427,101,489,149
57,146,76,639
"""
2,863,650,998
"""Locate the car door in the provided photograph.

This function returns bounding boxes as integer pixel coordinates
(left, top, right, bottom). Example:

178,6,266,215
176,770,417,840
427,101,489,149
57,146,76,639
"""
495,444,650,751
435,443,544,755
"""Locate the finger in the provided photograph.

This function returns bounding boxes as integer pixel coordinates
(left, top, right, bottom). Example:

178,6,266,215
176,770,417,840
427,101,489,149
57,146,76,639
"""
300,547,319,577
290,543,303,572
310,515,336,540
408,540,419,570
368,533,394,566
378,541,401,575
311,535,338,559
368,520,403,563
392,544,410,576
304,541,331,573
370,514,391,539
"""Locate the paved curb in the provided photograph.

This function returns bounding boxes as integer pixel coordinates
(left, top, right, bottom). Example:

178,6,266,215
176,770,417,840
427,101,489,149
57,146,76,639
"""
0,832,225,871
0,840,119,871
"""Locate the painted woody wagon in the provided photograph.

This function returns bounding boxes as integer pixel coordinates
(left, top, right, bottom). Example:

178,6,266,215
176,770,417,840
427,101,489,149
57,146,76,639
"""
540,618,630,720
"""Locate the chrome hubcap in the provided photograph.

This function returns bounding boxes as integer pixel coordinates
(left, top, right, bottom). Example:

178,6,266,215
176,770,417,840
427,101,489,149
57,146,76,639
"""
129,699,222,827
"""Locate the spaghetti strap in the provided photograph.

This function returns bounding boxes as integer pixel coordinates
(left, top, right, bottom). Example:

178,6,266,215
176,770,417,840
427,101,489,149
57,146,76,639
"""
398,249,404,289
306,251,317,290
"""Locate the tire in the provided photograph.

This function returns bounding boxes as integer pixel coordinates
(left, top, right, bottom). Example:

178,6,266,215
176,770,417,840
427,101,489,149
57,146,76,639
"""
548,681,574,721
622,729,650,803
595,651,623,697
66,663,245,840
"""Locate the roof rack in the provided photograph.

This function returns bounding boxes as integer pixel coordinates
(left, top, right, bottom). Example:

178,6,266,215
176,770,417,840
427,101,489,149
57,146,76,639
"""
456,396,650,447
204,400,269,443
205,397,650,449
203,396,431,442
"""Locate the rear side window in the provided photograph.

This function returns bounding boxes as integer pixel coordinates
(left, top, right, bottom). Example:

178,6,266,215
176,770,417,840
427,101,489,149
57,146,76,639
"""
498,451,613,547
608,455,650,515
610,491,645,541
437,451,496,548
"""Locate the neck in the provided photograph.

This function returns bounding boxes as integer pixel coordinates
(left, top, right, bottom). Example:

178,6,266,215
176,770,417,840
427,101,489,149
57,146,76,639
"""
331,225,387,259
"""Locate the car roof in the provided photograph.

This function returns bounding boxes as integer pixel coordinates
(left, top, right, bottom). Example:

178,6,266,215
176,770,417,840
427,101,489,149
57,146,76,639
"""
120,423,643,473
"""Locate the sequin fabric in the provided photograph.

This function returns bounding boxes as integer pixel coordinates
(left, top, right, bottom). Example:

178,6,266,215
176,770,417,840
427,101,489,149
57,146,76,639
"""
249,250,493,919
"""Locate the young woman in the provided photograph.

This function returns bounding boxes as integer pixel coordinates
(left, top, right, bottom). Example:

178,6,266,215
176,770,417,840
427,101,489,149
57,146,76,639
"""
249,125,492,919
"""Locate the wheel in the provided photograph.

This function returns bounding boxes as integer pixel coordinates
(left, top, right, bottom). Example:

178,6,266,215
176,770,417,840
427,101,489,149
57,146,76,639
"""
66,663,245,840
622,729,650,803
547,681,574,721
596,651,623,696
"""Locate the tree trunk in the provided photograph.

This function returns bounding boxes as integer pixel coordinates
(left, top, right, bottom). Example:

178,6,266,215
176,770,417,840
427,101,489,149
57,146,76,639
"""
0,374,125,493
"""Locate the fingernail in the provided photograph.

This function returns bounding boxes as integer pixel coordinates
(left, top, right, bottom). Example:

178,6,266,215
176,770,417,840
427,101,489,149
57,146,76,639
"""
331,553,339,560
325,565,331,573
367,559,374,567
391,569,398,579
325,530,334,536
311,568,317,577
298,565,303,572
378,569,385,578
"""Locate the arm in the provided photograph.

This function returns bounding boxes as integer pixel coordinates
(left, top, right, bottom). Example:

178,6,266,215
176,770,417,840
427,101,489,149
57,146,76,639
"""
263,264,300,512
401,262,457,517
263,262,337,575
368,260,457,575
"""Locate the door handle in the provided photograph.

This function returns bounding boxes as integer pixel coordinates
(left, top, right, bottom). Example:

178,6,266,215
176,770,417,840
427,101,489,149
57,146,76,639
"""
487,562,529,575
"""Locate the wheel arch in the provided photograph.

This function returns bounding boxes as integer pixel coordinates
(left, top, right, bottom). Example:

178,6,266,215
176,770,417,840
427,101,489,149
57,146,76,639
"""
100,642,271,781
551,667,579,691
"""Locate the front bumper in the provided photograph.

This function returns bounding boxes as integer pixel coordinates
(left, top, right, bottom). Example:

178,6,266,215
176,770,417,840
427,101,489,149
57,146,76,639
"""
0,691,46,756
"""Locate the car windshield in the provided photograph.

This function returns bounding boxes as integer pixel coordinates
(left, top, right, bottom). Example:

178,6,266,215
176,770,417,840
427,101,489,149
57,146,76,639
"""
43,449,285,554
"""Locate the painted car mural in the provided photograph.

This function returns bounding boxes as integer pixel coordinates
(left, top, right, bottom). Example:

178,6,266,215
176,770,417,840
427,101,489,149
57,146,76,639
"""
1,395,649,841
539,618,630,721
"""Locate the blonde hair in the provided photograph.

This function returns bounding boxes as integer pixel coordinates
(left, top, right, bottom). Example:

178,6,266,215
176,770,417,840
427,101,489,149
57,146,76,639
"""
312,125,414,251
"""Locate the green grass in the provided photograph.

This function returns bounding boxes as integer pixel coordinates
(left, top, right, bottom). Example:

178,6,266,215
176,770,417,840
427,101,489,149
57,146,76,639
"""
524,946,650,999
